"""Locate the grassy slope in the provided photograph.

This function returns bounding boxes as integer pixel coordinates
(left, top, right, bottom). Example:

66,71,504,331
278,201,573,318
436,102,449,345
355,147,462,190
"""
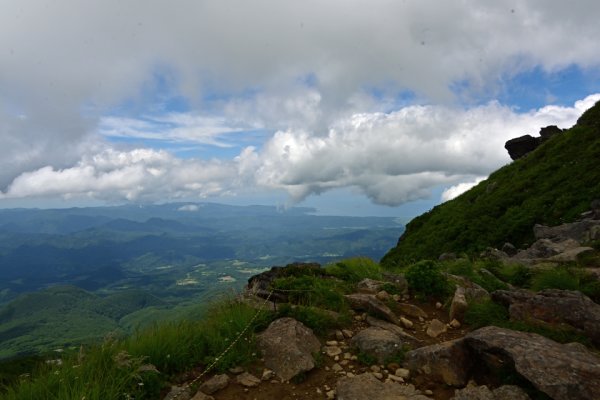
381,101,600,267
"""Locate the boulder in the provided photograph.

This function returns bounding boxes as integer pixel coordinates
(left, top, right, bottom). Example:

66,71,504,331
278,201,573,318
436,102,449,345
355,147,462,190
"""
350,327,404,364
501,243,517,257
164,386,191,400
403,338,473,387
365,315,420,343
548,246,594,262
539,125,562,141
236,372,260,387
465,326,600,400
533,220,600,243
345,294,399,324
449,286,469,322
504,135,540,160
492,289,600,345
257,317,321,381
514,238,580,259
336,373,431,400
426,319,447,338
356,278,385,293
199,374,229,395
451,385,530,400
396,303,428,319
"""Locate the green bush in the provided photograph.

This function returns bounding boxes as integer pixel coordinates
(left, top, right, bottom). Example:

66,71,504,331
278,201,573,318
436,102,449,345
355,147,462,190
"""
489,263,532,287
404,260,451,300
271,275,349,311
531,268,580,291
276,304,348,333
464,299,509,328
325,257,382,283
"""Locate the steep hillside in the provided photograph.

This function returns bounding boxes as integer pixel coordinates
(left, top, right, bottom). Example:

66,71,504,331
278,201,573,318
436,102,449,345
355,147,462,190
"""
382,101,600,267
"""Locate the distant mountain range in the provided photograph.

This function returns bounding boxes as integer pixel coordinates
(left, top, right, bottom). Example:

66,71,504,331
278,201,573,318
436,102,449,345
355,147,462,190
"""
0,202,403,359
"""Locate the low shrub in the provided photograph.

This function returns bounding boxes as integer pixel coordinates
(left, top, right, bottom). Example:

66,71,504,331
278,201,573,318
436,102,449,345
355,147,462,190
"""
276,304,348,333
325,257,382,283
530,268,580,291
404,260,451,300
271,275,349,311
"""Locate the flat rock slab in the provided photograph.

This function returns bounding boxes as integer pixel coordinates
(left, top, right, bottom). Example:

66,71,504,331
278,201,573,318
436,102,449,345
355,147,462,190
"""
465,326,600,400
365,315,420,342
257,317,321,381
345,293,399,324
336,373,431,400
397,303,428,319
350,327,403,364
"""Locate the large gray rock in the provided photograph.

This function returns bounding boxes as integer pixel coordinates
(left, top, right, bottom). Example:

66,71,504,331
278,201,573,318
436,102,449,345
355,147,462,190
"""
257,317,321,381
365,315,420,342
397,303,428,319
492,289,600,345
465,326,600,400
534,220,600,243
403,338,473,387
350,327,404,364
504,135,540,160
451,385,530,400
336,373,431,400
356,278,385,293
345,293,399,324
514,238,580,259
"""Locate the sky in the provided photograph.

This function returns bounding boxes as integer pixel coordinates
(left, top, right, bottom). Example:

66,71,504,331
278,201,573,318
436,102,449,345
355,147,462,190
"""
2,1,600,217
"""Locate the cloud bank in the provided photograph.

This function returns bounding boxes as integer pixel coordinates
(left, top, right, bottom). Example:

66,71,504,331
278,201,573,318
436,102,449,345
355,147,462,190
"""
2,1,600,207
2,95,597,206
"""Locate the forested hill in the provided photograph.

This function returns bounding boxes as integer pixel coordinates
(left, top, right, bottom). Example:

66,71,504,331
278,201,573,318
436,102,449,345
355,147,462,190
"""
382,101,600,267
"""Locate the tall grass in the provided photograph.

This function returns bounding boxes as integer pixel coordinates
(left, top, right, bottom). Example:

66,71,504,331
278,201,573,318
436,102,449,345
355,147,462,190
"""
2,298,274,400
325,257,382,283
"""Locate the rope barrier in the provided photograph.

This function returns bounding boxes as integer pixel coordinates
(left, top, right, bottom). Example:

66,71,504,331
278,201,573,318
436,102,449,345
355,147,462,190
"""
168,286,317,399
170,289,274,400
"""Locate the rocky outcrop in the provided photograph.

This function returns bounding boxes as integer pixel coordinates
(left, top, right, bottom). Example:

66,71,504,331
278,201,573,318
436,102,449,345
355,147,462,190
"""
350,327,404,364
449,286,468,322
257,317,321,381
505,135,540,160
246,262,322,301
336,373,431,400
451,385,531,400
504,126,563,160
356,278,385,293
492,289,600,345
465,326,600,400
345,293,399,324
534,219,600,243
403,338,473,387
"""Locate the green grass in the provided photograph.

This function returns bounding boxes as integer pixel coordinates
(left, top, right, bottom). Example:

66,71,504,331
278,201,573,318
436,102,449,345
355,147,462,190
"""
530,268,580,291
381,101,600,267
276,304,349,333
325,257,383,283
271,275,350,311
1,298,275,399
